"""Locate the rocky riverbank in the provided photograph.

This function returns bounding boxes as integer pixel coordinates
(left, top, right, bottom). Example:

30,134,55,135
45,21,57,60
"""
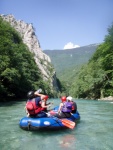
98,96,113,101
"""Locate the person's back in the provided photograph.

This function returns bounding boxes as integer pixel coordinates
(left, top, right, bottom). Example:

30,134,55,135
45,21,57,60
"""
61,101,72,113
26,91,42,117
71,101,77,113
25,90,51,118
67,96,77,113
54,96,72,118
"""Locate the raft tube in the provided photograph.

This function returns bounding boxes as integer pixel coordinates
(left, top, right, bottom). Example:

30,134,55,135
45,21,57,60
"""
19,106,80,131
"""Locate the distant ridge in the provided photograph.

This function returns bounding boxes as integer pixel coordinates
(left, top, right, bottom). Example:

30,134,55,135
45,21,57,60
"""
44,43,100,51
44,44,99,81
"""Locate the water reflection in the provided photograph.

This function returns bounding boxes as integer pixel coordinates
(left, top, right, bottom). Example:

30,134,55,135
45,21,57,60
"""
59,134,76,150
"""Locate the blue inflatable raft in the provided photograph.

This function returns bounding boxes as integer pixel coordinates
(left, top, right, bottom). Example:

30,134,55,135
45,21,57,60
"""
19,106,80,131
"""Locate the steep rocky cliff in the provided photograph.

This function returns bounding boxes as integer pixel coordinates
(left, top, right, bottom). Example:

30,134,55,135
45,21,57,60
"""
1,14,59,92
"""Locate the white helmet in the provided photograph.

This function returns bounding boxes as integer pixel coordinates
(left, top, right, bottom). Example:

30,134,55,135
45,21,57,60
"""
67,96,72,101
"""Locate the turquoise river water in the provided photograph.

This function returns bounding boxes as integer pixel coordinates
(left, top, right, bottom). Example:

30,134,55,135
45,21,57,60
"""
0,99,113,150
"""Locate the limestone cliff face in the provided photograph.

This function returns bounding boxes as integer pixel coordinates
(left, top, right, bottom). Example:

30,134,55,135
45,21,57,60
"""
1,14,58,91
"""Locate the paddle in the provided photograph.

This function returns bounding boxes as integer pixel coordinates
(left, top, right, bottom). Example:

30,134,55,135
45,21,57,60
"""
60,119,76,129
48,111,76,129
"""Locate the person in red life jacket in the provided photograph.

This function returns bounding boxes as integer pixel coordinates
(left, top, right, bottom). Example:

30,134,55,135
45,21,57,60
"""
53,96,72,118
25,90,51,118
66,96,77,113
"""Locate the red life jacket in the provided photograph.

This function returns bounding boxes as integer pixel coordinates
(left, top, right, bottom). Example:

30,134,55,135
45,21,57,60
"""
26,98,42,115
71,101,77,112
72,106,74,110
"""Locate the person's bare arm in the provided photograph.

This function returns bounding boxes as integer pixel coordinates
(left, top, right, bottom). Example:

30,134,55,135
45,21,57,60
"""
58,103,63,113
34,91,45,100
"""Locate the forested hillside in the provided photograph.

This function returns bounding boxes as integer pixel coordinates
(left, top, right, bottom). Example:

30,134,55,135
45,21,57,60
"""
44,23,113,99
69,23,113,99
1,15,112,100
0,17,53,101
44,44,98,82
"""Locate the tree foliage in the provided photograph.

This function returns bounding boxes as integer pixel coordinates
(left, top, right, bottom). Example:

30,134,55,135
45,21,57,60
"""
0,17,51,100
69,23,113,99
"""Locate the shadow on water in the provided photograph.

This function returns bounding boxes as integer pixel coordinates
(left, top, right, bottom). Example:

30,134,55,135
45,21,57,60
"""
0,99,26,107
28,125,73,132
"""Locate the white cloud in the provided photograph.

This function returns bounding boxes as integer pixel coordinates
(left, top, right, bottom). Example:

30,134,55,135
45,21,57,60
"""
63,42,80,49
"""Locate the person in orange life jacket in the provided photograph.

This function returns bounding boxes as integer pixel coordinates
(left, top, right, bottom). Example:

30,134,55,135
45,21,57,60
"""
66,96,77,113
25,91,51,118
53,96,72,118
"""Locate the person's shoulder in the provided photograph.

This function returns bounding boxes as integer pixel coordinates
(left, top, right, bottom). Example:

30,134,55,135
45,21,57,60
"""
35,97,41,101
73,101,77,105
27,99,32,102
60,102,63,105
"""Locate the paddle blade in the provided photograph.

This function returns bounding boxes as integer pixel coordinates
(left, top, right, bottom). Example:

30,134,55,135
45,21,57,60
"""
60,119,76,129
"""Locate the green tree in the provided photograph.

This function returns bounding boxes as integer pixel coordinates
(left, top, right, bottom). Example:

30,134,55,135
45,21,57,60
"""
69,23,113,99
0,17,43,100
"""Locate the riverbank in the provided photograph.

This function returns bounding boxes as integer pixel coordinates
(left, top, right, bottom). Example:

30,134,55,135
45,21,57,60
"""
98,96,113,101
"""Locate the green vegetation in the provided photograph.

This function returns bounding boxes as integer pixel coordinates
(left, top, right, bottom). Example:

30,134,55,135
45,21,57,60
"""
1,15,112,100
44,23,113,99
69,23,113,99
0,17,52,101
44,44,98,97
44,45,97,82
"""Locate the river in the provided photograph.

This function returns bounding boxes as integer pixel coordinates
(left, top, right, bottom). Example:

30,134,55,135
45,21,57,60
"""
0,99,113,150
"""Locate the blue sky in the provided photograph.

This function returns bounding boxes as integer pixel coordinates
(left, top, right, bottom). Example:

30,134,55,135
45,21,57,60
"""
0,0,113,50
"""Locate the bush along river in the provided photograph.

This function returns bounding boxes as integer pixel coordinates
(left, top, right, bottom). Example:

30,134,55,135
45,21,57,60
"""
0,99,113,150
